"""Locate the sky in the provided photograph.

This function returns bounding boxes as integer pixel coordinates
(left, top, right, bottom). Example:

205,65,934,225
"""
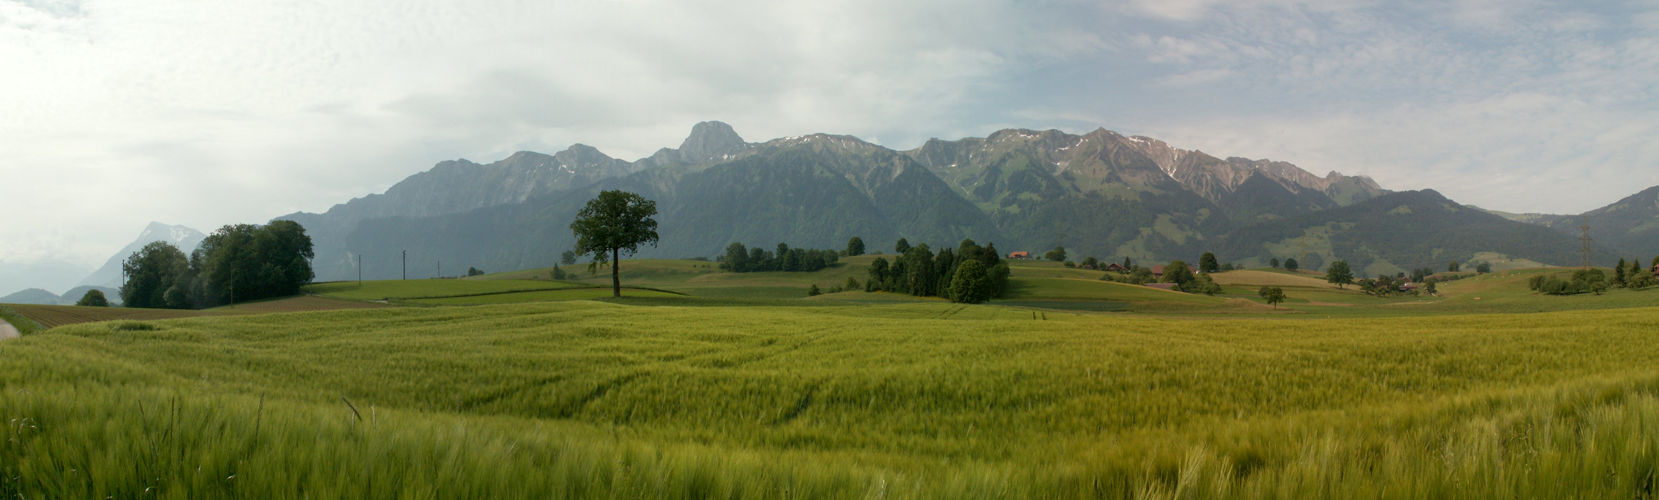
3,0,1657,292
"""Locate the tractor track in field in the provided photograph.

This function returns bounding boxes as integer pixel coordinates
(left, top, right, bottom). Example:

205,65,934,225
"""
0,322,18,341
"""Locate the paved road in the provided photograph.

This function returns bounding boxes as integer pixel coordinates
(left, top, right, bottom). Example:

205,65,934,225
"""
0,321,18,341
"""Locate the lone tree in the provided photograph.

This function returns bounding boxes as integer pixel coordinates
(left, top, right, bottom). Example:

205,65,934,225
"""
1199,252,1220,273
1284,258,1299,272
845,237,866,257
561,251,578,266
1326,260,1355,289
76,289,110,307
1270,257,1280,269
570,190,660,298
1257,286,1285,309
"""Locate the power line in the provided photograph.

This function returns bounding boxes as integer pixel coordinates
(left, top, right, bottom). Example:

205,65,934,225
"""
1578,215,1594,269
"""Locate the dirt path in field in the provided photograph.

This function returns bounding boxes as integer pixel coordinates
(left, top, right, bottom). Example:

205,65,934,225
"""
0,321,18,341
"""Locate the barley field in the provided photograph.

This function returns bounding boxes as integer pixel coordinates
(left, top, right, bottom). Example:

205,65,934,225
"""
2,299,1657,498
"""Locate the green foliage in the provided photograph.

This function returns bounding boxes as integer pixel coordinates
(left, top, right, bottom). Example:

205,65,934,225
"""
894,238,910,254
1043,245,1067,262
1161,260,1195,287
1080,256,1098,269
571,190,660,298
1424,278,1438,295
1475,262,1491,274
946,259,991,303
1284,257,1299,271
1448,261,1461,272
1186,273,1222,295
561,250,577,265
118,241,191,309
718,242,839,273
845,236,865,257
74,290,109,307
466,267,485,277
1270,257,1280,268
1198,252,1220,273
1529,270,1610,295
1257,286,1286,308
843,276,860,291
807,283,821,296
1613,258,1627,286
1326,261,1355,289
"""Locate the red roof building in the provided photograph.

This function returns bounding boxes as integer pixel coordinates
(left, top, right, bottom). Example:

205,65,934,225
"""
1151,265,1166,276
1103,263,1127,272
1008,251,1030,259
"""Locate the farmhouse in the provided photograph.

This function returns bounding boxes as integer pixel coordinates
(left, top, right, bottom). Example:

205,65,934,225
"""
1008,251,1030,259
1151,265,1166,277
1103,263,1127,272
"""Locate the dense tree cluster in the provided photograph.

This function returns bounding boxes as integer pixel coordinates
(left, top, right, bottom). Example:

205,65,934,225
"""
1530,269,1609,295
865,239,1010,303
719,242,841,273
120,221,315,309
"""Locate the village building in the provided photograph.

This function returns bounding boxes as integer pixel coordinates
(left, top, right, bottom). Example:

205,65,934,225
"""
1007,251,1030,259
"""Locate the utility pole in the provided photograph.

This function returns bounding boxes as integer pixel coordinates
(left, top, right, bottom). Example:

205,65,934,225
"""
1579,215,1594,270
1298,230,1308,267
402,251,407,280
437,260,441,278
357,254,362,287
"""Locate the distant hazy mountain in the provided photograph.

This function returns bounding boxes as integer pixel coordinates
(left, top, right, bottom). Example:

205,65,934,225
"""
76,222,206,290
0,286,122,306
279,121,1622,282
0,288,66,305
0,259,92,299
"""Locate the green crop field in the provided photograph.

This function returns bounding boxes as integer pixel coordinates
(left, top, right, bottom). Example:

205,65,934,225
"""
3,298,1659,498
5,259,1658,498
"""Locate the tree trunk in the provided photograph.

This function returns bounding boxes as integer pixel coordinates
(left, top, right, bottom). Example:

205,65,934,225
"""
612,247,621,298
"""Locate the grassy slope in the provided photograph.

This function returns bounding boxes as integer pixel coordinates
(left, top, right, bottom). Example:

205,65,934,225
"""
306,279,585,301
3,301,1659,497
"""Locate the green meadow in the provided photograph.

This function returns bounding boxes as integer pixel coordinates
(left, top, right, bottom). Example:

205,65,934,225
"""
3,259,1657,498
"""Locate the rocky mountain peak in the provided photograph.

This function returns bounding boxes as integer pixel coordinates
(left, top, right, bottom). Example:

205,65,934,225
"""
678,121,748,163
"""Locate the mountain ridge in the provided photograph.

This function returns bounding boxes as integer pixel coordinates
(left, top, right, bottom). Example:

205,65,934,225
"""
275,121,1633,282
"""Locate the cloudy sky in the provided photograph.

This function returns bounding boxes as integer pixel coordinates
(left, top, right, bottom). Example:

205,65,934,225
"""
3,0,1657,289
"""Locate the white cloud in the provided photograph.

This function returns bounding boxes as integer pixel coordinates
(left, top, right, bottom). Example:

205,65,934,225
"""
0,0,1655,293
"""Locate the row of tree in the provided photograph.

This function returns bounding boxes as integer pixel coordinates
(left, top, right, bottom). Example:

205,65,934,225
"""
121,221,315,309
867,239,1010,303
719,243,841,273
1612,257,1659,289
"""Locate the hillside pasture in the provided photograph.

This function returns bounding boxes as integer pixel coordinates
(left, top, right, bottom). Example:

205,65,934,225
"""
408,287,683,305
306,279,583,301
2,301,1658,497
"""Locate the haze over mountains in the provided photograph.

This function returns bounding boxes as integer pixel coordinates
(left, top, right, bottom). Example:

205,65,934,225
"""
270,122,1642,283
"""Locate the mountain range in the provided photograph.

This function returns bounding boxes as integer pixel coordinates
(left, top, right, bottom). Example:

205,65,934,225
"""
271,122,1646,282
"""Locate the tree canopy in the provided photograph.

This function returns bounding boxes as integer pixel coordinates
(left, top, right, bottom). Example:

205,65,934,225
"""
1198,252,1220,273
75,289,110,307
1258,286,1285,309
570,190,660,298
1326,261,1355,288
845,237,865,257
120,221,314,309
